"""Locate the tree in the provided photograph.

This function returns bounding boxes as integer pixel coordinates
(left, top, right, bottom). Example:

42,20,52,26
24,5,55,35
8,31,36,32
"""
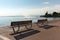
58,12,60,17
45,12,48,17
41,11,60,17
52,12,58,17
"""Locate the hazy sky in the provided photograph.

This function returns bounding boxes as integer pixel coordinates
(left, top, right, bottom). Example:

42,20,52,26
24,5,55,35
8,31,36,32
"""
0,0,60,16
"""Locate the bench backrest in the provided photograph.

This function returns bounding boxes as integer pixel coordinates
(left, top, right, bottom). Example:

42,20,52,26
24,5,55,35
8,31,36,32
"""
38,19,47,23
11,20,32,26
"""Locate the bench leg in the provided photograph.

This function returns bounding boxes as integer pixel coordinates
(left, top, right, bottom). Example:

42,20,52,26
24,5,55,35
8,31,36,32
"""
12,27,15,33
17,26,20,32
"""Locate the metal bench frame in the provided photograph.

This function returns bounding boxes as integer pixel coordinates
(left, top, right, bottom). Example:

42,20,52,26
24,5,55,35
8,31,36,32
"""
11,20,32,33
37,19,48,27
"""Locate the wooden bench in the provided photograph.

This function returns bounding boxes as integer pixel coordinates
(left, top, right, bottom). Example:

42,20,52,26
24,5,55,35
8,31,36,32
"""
37,19,48,27
11,20,32,33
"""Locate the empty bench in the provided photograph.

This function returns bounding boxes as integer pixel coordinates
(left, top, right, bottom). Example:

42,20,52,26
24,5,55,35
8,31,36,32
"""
37,19,48,27
11,20,32,33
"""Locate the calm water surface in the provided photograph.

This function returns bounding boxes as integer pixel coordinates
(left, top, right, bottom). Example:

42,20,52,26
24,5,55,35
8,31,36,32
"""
0,16,60,26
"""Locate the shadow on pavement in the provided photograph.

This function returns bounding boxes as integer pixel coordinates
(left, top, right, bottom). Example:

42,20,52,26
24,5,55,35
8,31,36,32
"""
14,29,40,40
39,25,58,29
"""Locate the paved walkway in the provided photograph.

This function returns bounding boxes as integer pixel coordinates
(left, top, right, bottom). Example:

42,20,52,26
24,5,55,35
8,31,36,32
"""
0,21,60,40
0,35,11,40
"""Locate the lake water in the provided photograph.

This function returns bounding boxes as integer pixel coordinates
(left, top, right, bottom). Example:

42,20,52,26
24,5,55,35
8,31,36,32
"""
0,16,60,26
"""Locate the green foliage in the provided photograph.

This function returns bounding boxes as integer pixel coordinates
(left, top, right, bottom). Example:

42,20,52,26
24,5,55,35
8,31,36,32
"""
52,12,58,17
44,12,60,17
45,12,48,16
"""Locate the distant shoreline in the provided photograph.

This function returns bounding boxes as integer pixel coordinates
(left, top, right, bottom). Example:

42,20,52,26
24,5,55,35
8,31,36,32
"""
40,16,60,18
